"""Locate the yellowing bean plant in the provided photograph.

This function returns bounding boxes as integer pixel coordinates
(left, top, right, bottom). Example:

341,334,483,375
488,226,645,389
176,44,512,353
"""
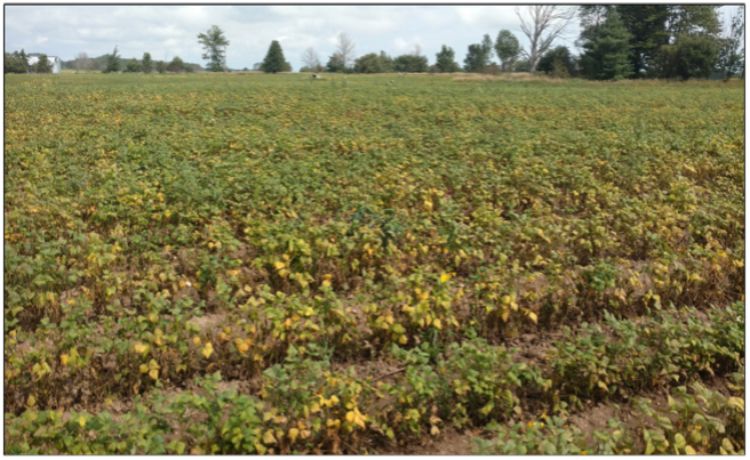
4,73,744,454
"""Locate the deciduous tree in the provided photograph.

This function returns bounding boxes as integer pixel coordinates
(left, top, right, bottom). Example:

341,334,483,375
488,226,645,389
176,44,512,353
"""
537,46,576,77
434,45,459,72
301,47,323,72
34,54,52,73
103,46,120,73
334,33,355,70
393,54,428,73
197,25,229,72
353,51,393,73
495,30,521,72
517,5,575,71
464,40,493,73
142,52,153,73
166,56,185,73
717,8,745,79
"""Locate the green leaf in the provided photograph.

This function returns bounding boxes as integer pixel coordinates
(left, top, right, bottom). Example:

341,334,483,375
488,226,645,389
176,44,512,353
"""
674,433,686,450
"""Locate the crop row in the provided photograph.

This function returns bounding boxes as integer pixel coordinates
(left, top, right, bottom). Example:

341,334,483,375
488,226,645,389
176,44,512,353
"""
476,373,744,455
5,302,743,454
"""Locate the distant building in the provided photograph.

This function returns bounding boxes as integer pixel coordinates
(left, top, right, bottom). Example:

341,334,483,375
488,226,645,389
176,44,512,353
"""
27,53,62,74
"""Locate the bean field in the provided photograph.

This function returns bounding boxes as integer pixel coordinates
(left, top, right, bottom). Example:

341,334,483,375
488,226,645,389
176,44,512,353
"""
4,73,744,454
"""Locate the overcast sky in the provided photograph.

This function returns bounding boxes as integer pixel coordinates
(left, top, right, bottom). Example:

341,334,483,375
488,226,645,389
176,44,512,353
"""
5,5,742,70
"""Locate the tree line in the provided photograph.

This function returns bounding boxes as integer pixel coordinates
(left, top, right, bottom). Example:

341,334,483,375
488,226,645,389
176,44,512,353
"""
4,47,202,74
5,5,744,80
259,5,744,80
4,51,53,73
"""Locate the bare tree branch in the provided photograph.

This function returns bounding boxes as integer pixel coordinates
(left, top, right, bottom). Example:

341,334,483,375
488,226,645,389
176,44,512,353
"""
516,5,576,71
301,47,321,71
336,33,356,69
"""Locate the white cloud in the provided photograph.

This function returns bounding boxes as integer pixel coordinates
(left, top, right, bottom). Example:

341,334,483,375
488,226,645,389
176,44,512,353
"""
4,5,739,70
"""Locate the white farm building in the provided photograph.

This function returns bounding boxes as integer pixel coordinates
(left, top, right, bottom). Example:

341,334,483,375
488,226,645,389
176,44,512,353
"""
27,53,62,74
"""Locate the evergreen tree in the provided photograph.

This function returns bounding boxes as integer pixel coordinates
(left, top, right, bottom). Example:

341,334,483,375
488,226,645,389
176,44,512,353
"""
434,45,459,72
103,46,120,73
495,30,521,72
617,5,670,77
580,10,632,80
197,25,229,72
142,52,153,73
260,40,291,73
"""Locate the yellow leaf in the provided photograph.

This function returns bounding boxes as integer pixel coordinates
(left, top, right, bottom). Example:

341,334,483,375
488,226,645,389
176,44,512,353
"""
192,336,201,346
430,425,440,436
684,445,696,455
262,429,276,445
501,308,510,322
60,354,70,366
528,312,538,324
288,427,300,443
345,408,367,428
134,342,150,355
78,415,87,428
149,368,159,380
202,342,214,359
433,318,442,329
727,397,744,412
439,272,451,284
235,338,251,355
273,261,286,270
